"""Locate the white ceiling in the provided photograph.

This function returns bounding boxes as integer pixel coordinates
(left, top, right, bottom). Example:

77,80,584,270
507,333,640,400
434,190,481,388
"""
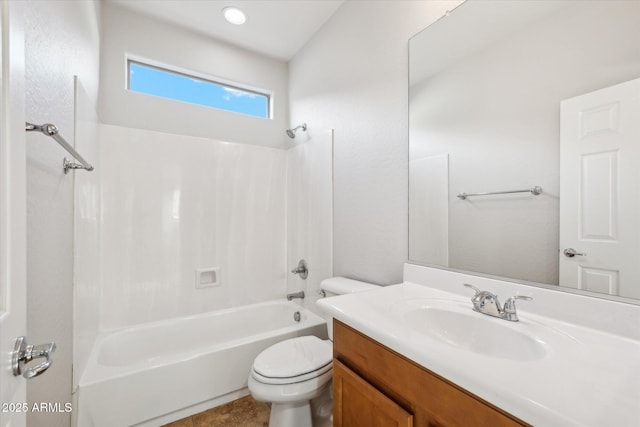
108,0,344,62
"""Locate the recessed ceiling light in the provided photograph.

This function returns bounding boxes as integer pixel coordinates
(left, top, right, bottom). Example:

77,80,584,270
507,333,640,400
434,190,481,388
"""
222,7,246,25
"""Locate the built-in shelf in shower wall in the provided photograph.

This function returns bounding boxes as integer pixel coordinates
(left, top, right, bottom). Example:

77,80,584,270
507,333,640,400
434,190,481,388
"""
98,124,287,329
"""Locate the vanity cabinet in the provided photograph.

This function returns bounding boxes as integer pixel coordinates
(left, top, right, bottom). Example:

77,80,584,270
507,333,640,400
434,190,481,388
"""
334,359,413,427
333,320,530,427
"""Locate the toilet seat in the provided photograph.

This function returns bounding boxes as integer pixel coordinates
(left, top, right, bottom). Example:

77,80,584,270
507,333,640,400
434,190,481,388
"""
251,336,332,385
248,367,333,404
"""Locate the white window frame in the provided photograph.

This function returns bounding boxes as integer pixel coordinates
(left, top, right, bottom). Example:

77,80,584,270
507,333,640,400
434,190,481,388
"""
126,55,274,120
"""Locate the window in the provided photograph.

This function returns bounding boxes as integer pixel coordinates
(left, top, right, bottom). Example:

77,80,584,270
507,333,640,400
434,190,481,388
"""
127,60,271,119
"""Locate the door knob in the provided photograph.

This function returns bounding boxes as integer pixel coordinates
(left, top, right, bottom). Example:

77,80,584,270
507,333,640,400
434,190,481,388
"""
12,336,57,379
563,248,586,258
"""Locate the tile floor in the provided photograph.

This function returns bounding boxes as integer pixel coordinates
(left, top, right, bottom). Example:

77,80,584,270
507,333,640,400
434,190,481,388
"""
163,396,270,427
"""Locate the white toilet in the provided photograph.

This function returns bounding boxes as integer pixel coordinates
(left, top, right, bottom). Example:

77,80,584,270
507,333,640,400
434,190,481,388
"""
248,277,377,427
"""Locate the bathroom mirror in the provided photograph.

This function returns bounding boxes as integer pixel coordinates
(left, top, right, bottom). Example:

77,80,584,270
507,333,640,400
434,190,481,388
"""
409,0,640,301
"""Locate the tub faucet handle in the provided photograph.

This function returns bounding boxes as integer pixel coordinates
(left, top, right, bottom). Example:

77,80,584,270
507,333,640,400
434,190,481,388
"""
291,259,308,280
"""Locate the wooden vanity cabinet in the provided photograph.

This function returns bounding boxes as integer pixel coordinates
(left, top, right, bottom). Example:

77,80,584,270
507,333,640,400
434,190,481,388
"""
334,359,413,427
332,320,530,427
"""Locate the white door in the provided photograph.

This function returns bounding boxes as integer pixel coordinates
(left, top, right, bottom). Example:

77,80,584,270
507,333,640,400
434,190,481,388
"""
0,1,27,426
559,78,640,299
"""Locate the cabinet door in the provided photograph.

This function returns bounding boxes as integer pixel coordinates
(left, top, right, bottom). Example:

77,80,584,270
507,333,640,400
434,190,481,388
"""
334,359,413,427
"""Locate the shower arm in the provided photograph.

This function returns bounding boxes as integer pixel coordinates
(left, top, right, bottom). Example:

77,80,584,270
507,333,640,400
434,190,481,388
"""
26,122,94,174
286,123,307,139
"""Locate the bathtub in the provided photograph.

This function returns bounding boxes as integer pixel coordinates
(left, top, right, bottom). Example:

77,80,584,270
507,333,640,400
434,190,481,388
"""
76,300,327,427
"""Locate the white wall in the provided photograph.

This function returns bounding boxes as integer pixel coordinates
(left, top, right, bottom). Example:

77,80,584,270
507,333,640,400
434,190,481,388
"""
289,0,460,285
99,125,287,328
100,3,289,149
24,1,100,426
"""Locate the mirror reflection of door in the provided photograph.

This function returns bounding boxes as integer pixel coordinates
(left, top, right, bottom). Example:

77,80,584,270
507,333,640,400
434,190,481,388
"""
559,78,640,298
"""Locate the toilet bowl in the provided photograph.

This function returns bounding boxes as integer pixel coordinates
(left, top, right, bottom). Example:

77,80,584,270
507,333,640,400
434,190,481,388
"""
248,277,377,427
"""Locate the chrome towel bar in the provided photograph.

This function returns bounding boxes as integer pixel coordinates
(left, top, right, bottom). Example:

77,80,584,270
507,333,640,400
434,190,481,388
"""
26,122,94,174
457,186,542,200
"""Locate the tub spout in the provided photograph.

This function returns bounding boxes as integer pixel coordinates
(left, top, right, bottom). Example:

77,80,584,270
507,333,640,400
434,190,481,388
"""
287,291,305,301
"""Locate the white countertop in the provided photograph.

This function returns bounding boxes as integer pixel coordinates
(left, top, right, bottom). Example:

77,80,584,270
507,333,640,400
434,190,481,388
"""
317,282,640,426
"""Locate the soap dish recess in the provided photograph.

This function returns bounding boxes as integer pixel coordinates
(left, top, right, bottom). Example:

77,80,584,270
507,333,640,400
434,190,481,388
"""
196,267,221,288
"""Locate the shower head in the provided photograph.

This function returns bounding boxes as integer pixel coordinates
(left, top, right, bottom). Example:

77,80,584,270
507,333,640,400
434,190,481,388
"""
285,123,307,139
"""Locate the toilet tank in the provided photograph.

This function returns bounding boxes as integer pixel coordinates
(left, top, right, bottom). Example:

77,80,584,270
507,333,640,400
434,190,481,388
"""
320,277,378,297
319,277,378,340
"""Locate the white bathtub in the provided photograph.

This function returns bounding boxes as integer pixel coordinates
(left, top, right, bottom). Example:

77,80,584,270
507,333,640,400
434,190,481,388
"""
76,300,327,427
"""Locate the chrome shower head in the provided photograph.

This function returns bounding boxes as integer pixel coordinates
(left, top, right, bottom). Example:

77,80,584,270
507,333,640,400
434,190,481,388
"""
285,123,307,139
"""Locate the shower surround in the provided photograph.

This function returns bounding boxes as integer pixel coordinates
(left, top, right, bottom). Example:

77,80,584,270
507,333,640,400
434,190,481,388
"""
99,124,288,328
73,121,334,425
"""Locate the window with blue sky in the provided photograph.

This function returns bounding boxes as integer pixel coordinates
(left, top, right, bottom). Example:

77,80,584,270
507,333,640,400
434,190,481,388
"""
128,61,270,119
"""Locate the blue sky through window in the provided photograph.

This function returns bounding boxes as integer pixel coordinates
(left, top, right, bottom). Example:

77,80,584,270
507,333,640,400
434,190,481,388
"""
128,61,270,119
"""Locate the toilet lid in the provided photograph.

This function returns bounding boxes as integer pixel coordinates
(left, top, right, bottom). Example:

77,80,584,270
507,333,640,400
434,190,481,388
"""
252,336,332,382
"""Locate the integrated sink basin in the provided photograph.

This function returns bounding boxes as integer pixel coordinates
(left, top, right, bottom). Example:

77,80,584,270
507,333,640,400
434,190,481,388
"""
402,302,548,361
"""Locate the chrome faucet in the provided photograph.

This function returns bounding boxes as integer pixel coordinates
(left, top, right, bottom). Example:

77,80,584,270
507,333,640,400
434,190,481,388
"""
287,291,305,301
463,284,532,322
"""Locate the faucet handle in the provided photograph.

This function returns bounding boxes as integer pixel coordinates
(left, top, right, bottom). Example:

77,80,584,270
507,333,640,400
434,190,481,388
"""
502,295,532,321
504,295,533,308
463,283,481,296
463,284,502,317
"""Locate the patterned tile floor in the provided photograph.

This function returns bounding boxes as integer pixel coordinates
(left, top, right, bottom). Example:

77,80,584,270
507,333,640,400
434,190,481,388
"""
163,396,270,427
